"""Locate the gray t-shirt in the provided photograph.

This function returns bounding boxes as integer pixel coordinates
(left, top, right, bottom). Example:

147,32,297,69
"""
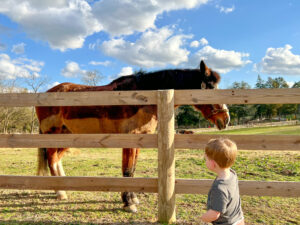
207,169,243,225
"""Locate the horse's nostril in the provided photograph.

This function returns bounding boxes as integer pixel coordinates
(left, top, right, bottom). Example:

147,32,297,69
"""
217,119,224,130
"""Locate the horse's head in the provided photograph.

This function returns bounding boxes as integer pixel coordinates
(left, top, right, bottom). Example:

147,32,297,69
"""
193,60,230,130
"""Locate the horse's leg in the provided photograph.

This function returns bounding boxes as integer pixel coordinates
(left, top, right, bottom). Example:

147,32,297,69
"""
122,148,140,213
56,148,69,199
47,148,68,200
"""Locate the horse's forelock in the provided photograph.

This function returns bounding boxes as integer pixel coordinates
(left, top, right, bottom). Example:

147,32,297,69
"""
210,71,221,84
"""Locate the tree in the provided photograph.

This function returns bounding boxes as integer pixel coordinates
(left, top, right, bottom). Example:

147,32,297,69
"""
292,81,300,88
255,76,296,121
265,77,289,88
0,80,32,133
228,81,253,124
23,74,50,133
176,105,205,128
292,81,300,119
81,70,103,86
255,75,266,88
231,81,251,89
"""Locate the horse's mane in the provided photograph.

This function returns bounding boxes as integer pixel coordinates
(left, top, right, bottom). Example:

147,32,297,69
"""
110,68,220,91
47,63,221,93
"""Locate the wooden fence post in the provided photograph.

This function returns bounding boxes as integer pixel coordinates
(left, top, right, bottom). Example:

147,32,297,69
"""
157,89,176,224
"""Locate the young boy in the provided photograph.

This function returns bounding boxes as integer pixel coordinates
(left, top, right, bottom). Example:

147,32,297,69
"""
201,138,244,225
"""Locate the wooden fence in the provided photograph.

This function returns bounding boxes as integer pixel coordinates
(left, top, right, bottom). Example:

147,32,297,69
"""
0,88,300,224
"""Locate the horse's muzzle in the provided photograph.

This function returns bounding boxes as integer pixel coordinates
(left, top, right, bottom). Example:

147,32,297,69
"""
216,116,229,130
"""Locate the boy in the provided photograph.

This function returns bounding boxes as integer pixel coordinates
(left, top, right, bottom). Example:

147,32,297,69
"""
201,138,244,225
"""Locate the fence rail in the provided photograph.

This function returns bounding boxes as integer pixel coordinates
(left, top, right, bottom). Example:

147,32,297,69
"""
0,133,299,150
1,88,300,106
0,88,300,224
1,175,298,197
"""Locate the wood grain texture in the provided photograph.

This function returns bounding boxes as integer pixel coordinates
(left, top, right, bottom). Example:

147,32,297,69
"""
0,134,157,148
175,88,300,104
157,90,176,224
0,176,298,197
0,91,157,106
175,134,300,150
1,88,300,107
0,176,157,192
175,179,300,197
0,134,299,150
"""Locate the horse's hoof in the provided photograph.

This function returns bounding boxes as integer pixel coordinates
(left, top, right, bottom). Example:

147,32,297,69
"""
124,204,138,213
56,191,68,200
132,197,140,205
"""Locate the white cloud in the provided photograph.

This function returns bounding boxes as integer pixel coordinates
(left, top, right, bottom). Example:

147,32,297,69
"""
188,45,251,73
255,45,300,75
0,0,210,51
199,37,209,46
118,67,133,76
217,5,235,14
47,81,60,89
0,0,102,51
190,38,208,48
287,81,295,88
0,54,44,79
12,43,26,54
61,61,86,77
89,60,111,66
88,39,101,50
92,0,209,36
101,27,191,68
190,41,199,48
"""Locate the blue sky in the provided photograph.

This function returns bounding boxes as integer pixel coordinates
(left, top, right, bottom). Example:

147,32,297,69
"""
0,0,300,91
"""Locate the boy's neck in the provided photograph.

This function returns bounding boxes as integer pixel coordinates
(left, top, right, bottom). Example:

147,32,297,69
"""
216,167,231,180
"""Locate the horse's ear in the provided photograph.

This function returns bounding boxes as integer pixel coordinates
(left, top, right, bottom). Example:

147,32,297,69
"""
200,60,210,76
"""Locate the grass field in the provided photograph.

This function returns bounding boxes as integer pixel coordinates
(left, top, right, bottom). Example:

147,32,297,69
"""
0,125,299,224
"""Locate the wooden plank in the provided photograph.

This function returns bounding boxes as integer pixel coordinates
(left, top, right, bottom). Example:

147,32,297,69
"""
0,176,298,197
0,176,157,192
175,134,300,150
175,88,300,104
157,90,176,224
0,134,299,150
175,179,300,197
0,134,157,148
0,91,157,107
1,88,300,107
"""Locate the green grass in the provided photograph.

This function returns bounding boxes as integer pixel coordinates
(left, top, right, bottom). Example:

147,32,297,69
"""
198,124,300,135
0,125,299,224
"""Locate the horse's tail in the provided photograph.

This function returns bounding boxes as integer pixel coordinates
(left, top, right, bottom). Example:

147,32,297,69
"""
37,130,49,176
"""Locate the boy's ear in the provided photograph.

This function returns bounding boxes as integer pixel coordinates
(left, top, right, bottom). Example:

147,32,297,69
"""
211,160,217,169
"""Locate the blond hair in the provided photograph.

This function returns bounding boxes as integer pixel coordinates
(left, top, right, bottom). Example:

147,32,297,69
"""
205,138,237,168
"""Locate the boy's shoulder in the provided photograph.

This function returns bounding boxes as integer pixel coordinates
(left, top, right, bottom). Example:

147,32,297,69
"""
212,170,238,191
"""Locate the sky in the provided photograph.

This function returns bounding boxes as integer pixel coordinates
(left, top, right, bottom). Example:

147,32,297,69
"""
0,0,300,91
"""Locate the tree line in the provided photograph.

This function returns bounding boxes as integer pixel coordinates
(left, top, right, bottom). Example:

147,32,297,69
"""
176,76,300,128
0,74,299,133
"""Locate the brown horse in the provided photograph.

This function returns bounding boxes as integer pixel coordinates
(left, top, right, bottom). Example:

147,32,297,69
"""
36,60,230,213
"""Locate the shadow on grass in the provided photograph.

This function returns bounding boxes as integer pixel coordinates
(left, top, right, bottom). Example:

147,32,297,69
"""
0,220,195,225
0,199,120,208
0,192,56,200
0,207,124,213
0,221,150,225
0,192,121,204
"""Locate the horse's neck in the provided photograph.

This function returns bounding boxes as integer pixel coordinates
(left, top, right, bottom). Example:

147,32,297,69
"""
136,70,192,90
89,84,115,91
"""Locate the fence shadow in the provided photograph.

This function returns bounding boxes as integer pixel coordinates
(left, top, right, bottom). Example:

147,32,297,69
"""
0,220,203,225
